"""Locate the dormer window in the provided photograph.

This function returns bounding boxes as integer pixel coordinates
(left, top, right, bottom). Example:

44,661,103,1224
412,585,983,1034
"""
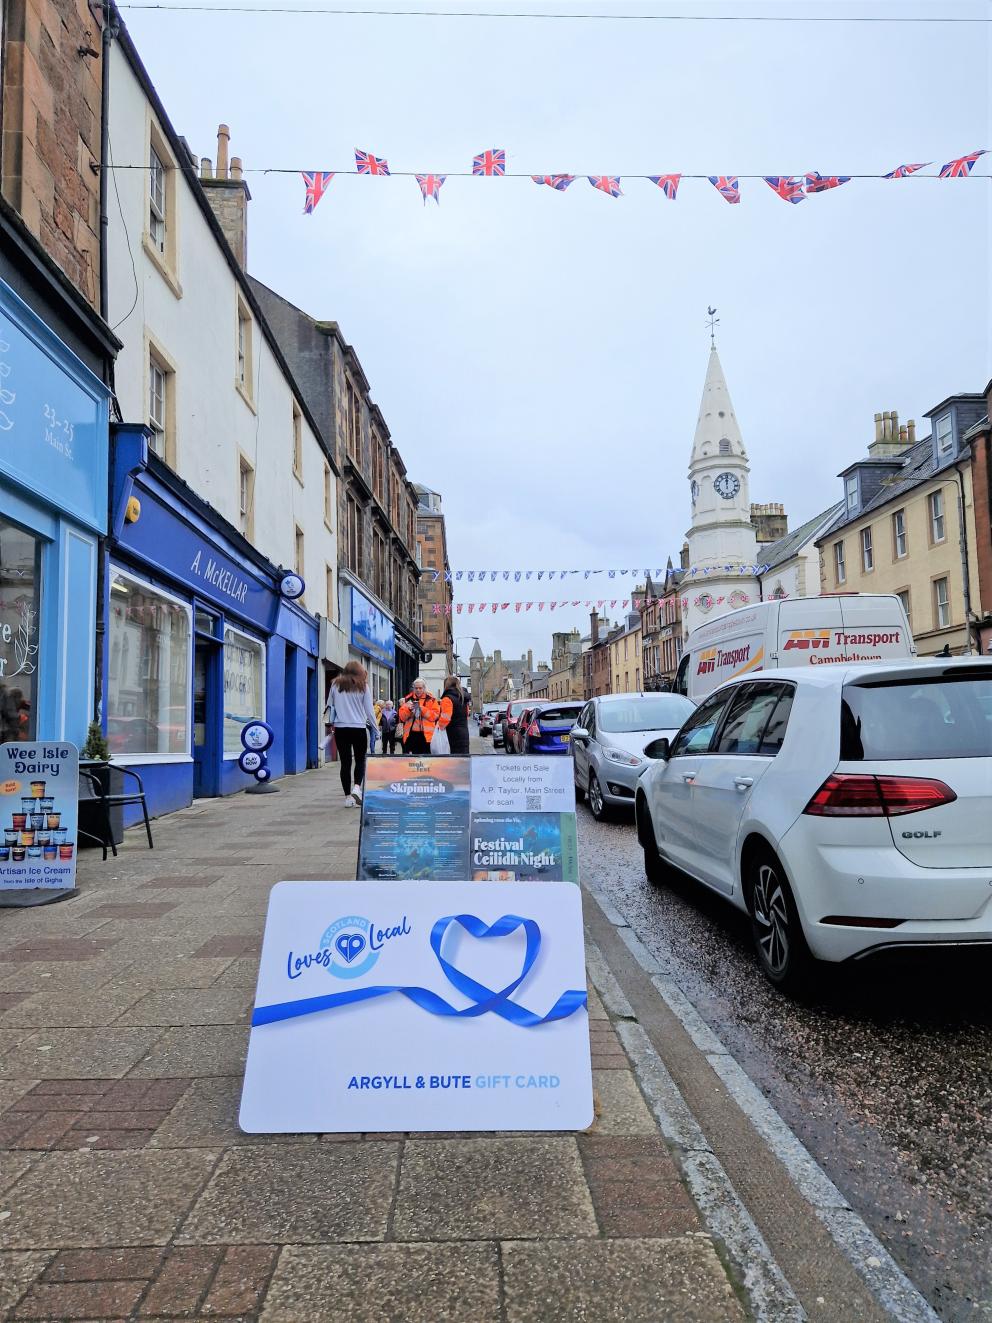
935,413,953,458
845,475,858,513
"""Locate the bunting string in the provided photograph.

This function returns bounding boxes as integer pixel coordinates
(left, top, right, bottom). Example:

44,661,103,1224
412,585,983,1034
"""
431,587,765,615
432,564,770,582
293,147,988,211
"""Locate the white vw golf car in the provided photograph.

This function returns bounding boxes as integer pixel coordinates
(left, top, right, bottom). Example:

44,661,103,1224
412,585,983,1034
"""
635,659,992,991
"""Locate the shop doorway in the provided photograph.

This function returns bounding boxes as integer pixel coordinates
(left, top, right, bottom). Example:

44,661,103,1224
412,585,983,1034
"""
193,609,221,798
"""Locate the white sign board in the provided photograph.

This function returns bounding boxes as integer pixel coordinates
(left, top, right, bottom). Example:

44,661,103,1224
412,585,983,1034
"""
240,880,593,1133
471,757,575,814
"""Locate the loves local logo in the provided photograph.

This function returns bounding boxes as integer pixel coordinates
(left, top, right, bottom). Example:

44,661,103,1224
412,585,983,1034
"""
287,914,411,982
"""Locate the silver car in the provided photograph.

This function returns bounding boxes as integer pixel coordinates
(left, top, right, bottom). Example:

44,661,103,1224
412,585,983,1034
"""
572,692,696,820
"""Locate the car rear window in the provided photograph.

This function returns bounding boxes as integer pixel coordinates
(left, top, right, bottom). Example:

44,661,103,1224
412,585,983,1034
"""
841,673,992,760
599,694,695,733
509,702,530,717
539,706,582,724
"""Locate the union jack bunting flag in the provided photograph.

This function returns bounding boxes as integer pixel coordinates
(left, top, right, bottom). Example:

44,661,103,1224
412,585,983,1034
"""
648,173,681,199
764,176,806,204
938,150,986,178
588,176,623,197
415,174,446,204
302,171,334,214
532,175,575,191
709,175,741,204
473,148,506,176
883,162,928,179
355,150,390,175
804,171,851,193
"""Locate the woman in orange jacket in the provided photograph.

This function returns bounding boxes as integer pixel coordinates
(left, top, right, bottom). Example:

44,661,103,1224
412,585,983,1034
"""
397,679,441,755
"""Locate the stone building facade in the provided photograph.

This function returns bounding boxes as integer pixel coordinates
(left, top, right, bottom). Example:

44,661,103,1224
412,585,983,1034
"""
414,484,453,694
2,0,103,303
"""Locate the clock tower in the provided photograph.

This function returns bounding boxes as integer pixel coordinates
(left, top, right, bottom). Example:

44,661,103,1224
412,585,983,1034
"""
683,337,759,640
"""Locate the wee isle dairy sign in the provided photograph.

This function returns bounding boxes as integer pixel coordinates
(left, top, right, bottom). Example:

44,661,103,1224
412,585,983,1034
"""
0,742,78,891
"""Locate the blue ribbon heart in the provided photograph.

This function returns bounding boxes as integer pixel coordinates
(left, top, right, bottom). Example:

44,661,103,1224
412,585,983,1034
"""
251,913,586,1029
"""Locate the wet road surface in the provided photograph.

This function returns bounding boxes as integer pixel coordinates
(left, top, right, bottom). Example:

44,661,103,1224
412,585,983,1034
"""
474,733,991,1320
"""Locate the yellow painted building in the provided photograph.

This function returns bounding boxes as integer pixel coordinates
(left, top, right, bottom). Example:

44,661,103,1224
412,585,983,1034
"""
609,619,643,694
815,403,987,655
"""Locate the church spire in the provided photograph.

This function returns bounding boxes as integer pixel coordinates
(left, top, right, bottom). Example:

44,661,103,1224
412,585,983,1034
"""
689,345,747,468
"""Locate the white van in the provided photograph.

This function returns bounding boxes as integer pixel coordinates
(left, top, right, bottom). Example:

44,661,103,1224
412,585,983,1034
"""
673,594,916,702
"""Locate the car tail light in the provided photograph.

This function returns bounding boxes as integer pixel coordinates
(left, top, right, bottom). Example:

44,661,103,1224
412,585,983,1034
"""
804,773,957,817
528,722,541,736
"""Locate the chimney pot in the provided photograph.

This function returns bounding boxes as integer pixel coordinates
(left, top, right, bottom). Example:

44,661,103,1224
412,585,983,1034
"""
891,410,899,439
874,411,883,442
899,425,908,445
231,156,243,180
883,410,892,440
216,123,230,179
200,156,213,179
908,419,916,444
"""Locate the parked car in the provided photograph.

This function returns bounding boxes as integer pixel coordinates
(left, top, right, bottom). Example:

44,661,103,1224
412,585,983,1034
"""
572,692,695,819
636,659,992,992
500,700,533,754
492,710,504,747
519,701,585,755
479,708,495,737
509,707,538,754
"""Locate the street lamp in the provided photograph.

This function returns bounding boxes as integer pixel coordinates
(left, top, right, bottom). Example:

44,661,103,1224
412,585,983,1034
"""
453,634,480,678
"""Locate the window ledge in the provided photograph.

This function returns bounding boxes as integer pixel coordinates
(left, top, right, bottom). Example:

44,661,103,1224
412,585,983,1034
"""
235,380,257,415
142,234,183,299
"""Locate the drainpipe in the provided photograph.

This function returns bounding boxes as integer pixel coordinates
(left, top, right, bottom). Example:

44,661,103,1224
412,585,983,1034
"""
93,0,120,725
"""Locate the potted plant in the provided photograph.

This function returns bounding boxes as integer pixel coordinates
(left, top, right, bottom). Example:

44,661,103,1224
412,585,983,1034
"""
78,722,124,848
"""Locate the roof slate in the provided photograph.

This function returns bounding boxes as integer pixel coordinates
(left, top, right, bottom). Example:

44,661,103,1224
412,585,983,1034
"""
815,433,958,542
760,502,844,572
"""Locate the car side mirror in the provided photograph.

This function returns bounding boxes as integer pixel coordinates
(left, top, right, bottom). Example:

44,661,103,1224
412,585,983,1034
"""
571,727,590,744
643,736,670,761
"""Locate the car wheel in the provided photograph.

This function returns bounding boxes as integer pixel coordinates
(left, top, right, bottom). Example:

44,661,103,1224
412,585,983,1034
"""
747,849,813,993
588,771,609,821
636,795,668,885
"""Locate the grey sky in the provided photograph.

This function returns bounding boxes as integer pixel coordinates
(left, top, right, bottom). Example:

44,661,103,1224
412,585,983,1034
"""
121,0,990,668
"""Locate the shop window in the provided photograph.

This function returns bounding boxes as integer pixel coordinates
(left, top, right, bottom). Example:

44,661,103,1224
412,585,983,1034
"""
239,455,255,540
107,572,191,758
293,403,304,481
0,518,42,743
223,628,265,756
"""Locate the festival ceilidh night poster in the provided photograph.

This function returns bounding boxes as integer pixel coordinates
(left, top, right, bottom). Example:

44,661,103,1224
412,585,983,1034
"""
470,812,578,882
358,757,471,880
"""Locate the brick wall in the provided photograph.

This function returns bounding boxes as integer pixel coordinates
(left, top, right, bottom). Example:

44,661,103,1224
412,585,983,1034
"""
1,0,103,305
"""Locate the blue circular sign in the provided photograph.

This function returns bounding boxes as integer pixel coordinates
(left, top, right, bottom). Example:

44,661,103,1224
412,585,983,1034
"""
280,573,306,601
254,765,272,783
241,720,274,753
238,749,265,775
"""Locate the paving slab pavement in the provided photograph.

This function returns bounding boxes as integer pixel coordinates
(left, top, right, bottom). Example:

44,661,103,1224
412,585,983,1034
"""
0,761,879,1321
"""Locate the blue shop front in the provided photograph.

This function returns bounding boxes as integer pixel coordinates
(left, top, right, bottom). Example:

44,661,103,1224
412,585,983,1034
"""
0,277,110,748
107,427,320,819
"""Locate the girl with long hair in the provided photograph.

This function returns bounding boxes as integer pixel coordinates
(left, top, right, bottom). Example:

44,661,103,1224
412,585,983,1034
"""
325,660,377,805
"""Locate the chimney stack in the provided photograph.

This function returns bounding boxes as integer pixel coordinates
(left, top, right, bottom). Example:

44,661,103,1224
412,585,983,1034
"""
590,611,599,645
869,409,909,458
200,123,251,267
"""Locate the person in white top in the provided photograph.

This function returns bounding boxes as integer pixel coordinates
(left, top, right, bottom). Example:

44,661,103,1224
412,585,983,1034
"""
325,660,378,806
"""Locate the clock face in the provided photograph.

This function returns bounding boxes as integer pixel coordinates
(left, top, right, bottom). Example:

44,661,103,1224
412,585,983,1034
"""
690,480,699,505
714,471,741,500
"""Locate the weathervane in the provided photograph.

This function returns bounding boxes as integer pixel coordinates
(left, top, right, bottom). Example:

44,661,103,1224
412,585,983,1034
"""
706,306,720,347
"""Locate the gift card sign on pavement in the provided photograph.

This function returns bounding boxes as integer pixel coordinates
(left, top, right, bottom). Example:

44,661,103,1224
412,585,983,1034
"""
0,741,78,891
240,880,593,1132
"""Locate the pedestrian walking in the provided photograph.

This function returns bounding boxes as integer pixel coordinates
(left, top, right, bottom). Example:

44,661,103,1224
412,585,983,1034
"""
379,699,398,755
325,661,377,806
369,698,382,756
397,679,441,756
438,675,471,757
